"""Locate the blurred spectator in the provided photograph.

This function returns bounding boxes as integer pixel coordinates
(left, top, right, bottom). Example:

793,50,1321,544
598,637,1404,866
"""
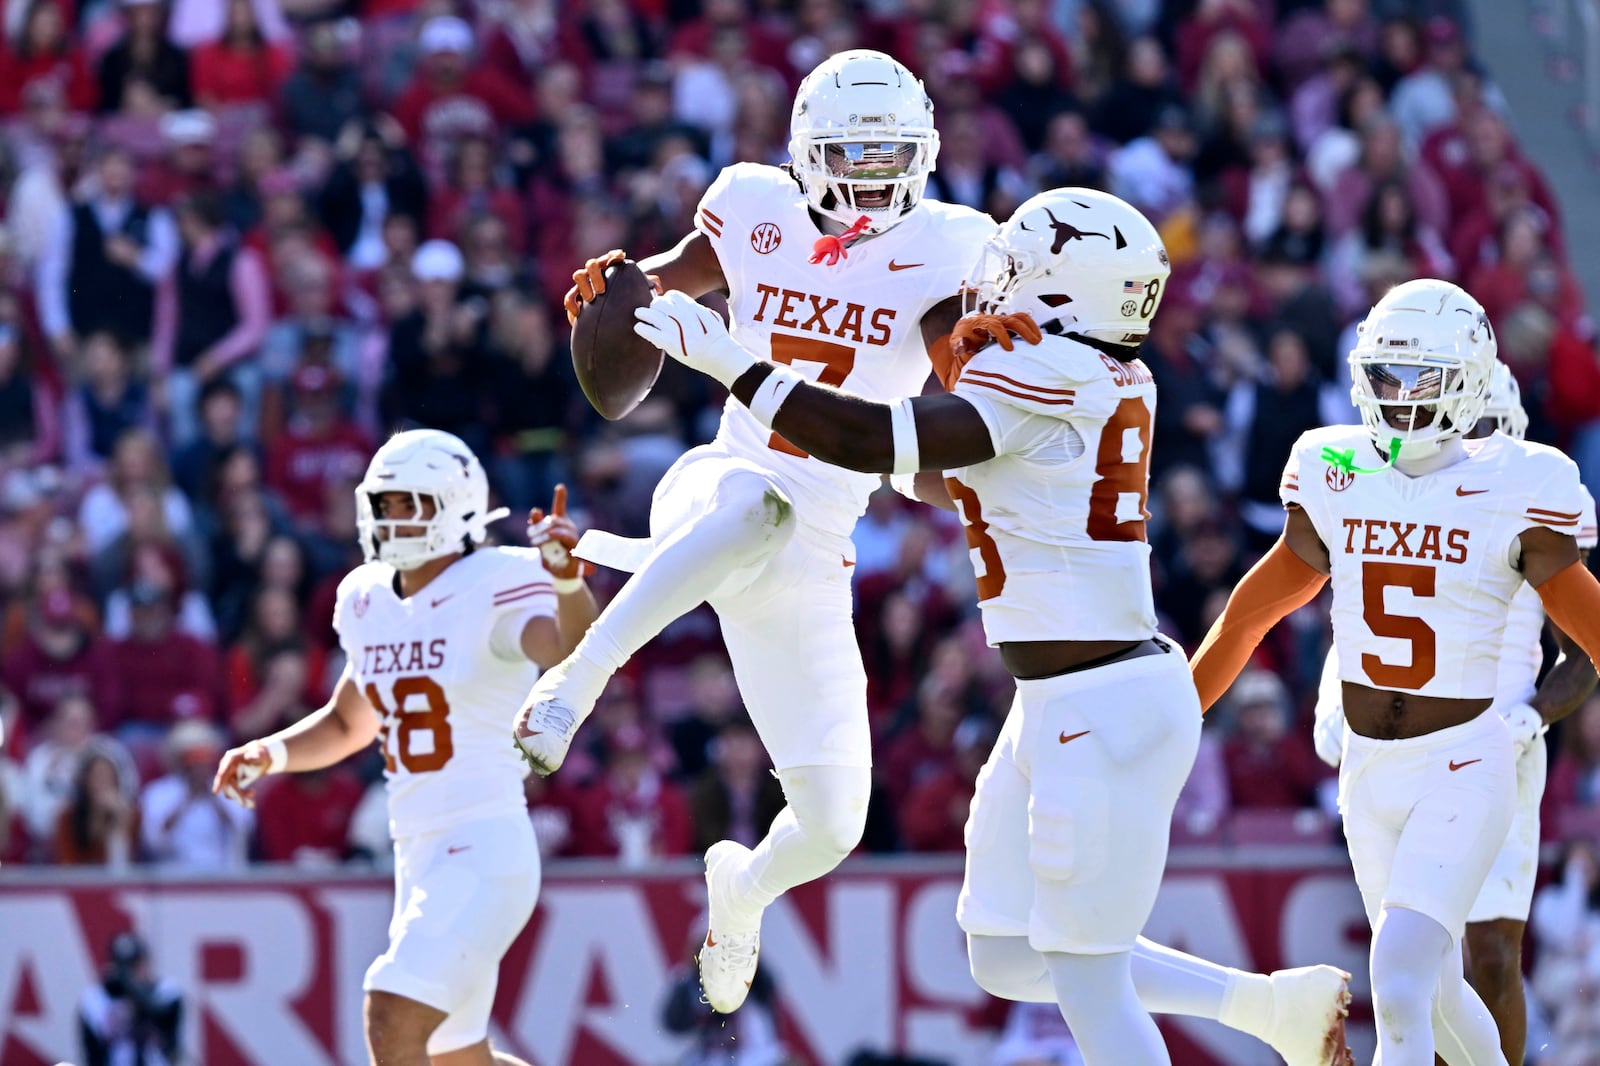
190,0,292,109
568,723,693,865
1221,327,1326,548
880,676,966,809
392,15,534,168
168,0,290,49
37,143,178,364
485,288,578,515
96,0,193,115
1326,178,1453,313
1093,35,1182,144
427,135,527,254
1467,208,1583,329
77,427,196,557
0,309,58,466
687,715,784,853
1028,110,1106,192
0,0,95,114
668,654,745,778
1546,694,1600,812
78,932,184,1066
254,762,362,865
1221,670,1325,810
382,239,493,451
1142,293,1222,480
152,190,271,445
1530,841,1600,1065
139,719,250,868
1107,103,1196,224
21,695,135,845
899,715,996,852
99,538,216,642
280,17,364,145
1389,16,1501,149
60,332,154,478
226,586,323,737
170,378,249,501
1068,2,1127,113
926,107,1029,215
108,580,223,742
1,588,119,730
318,117,428,270
264,364,371,527
1160,520,1243,649
55,743,139,866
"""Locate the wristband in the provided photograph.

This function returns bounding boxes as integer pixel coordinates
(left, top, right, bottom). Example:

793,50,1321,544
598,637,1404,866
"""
748,365,806,429
889,472,921,500
262,737,288,774
890,397,922,475
551,574,585,595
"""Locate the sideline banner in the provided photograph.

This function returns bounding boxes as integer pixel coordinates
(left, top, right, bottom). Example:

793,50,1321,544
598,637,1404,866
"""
0,851,1375,1065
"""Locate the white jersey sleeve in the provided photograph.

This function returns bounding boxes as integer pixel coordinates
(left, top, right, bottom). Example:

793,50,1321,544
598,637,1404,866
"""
1580,486,1597,551
1511,444,1591,542
945,335,1159,644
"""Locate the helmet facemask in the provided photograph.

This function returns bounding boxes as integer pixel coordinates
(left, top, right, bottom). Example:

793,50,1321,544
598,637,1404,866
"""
1349,348,1491,455
792,134,936,233
357,488,456,571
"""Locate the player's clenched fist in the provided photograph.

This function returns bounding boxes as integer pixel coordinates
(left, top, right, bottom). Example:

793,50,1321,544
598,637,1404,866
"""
527,484,591,592
212,739,285,809
563,249,663,325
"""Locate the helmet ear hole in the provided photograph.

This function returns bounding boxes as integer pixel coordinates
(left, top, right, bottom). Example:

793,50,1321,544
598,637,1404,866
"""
1040,294,1073,308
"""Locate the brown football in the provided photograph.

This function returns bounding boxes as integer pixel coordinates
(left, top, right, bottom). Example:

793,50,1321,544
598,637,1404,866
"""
570,259,664,421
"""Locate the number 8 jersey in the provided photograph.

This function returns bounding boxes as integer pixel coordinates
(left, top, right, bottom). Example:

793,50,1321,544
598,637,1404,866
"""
946,333,1160,645
1282,426,1587,700
334,547,555,836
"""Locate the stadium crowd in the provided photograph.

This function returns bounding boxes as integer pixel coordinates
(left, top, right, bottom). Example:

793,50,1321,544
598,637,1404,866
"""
0,0,1595,910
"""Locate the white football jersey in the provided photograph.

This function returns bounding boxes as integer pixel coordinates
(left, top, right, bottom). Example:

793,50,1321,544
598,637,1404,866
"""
1283,427,1588,700
945,333,1160,645
334,547,555,836
695,162,996,538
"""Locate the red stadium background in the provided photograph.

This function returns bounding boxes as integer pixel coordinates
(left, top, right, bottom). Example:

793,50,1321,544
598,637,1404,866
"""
1,851,1377,1066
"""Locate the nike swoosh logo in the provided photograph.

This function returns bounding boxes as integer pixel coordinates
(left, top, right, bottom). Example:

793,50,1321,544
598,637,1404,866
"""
1455,487,1489,497
431,594,455,607
1059,730,1091,744
887,260,923,271
448,845,472,854
1449,758,1482,772
705,932,717,948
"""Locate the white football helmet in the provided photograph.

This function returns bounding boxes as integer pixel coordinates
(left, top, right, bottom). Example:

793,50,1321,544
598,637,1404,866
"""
354,429,509,570
1348,279,1496,455
1479,360,1529,439
789,50,938,235
964,187,1170,342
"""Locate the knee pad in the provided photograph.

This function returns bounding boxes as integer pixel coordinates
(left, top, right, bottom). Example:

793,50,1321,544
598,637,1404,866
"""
780,765,869,859
967,935,1049,1002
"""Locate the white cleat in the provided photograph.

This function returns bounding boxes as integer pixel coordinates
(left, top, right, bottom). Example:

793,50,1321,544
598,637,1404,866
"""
1261,965,1354,1066
513,670,582,776
698,840,763,1013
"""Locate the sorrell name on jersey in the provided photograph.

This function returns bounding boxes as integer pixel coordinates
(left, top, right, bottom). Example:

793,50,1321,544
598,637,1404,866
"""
1283,426,1588,700
695,162,997,538
335,546,556,836
946,331,1161,645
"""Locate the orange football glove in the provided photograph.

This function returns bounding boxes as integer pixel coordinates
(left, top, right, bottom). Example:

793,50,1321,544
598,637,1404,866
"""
941,313,1044,389
562,250,664,325
527,484,593,589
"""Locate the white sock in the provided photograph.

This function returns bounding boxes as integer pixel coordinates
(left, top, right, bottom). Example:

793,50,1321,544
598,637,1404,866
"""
558,472,793,718
1432,942,1509,1066
1370,906,1454,1066
731,764,870,915
1045,950,1171,1066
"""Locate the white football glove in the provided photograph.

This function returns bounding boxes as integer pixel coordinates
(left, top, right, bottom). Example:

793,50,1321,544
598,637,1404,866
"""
632,291,758,387
1312,700,1345,770
1503,701,1546,758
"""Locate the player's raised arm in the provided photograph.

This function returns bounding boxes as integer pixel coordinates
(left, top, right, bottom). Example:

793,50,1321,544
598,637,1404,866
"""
632,289,1001,473
518,484,601,669
213,664,379,808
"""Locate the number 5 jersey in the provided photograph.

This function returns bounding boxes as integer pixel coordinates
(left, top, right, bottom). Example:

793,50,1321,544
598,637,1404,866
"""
1282,426,1587,699
945,333,1160,645
334,547,555,836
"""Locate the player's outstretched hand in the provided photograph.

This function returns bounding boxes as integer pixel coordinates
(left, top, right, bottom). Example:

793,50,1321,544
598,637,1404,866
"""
633,291,756,387
528,484,592,588
563,249,662,325
213,741,274,809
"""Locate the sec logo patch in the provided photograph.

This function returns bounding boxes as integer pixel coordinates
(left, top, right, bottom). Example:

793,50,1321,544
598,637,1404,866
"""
353,591,370,617
1121,300,1138,316
1326,466,1355,492
750,223,782,254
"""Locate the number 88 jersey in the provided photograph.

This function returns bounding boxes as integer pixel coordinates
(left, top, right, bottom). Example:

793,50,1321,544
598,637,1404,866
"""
334,547,555,837
1282,426,1588,700
946,333,1160,645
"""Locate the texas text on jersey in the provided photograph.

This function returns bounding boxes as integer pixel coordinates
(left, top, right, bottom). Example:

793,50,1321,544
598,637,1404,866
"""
695,161,995,537
335,545,554,836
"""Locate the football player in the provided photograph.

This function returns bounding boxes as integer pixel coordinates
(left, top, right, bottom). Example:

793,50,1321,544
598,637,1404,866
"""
516,50,998,1012
1191,279,1600,1066
1311,360,1597,1063
634,188,1354,1066
215,429,598,1066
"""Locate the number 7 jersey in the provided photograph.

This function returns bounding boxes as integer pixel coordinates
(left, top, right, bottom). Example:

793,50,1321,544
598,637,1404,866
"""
946,333,1159,645
334,547,556,836
1283,426,1588,700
